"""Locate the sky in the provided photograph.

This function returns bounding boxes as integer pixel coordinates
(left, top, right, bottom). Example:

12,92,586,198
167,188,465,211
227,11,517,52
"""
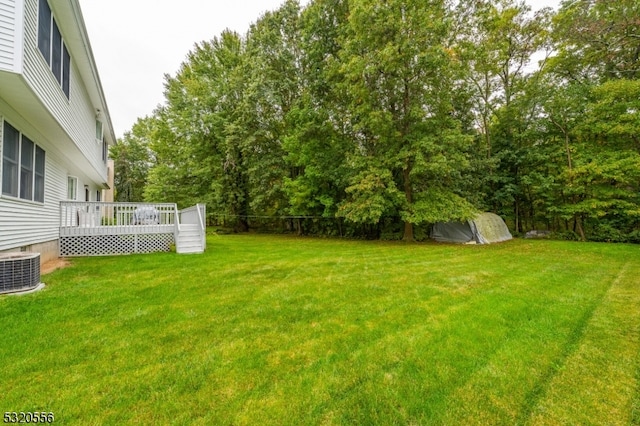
78,0,560,139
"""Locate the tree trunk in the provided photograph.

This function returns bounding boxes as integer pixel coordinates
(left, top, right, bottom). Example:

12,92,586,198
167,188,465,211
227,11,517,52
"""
564,132,572,171
402,164,414,242
575,214,586,241
403,221,414,242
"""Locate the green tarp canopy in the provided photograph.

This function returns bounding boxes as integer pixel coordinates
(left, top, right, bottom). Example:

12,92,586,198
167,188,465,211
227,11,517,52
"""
431,212,512,244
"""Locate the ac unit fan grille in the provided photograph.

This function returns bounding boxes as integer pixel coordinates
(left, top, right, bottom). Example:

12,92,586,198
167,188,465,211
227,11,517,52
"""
0,253,41,294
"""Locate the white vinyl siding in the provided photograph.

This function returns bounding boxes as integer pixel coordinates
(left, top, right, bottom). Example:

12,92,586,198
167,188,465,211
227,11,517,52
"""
0,0,15,69
0,0,24,72
0,118,66,251
0,0,112,252
0,155,65,250
22,0,107,182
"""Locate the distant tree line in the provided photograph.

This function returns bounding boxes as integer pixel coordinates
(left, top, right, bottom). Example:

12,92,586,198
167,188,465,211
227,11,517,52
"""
112,0,640,242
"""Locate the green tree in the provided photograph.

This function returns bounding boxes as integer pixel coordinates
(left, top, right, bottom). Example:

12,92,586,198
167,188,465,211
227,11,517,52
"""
551,0,640,82
468,0,550,232
336,0,476,241
242,0,304,225
541,0,640,240
145,30,250,227
282,0,353,235
110,117,154,202
573,80,640,241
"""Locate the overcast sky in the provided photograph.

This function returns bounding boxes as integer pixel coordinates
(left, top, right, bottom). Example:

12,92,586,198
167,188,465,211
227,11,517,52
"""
78,0,559,139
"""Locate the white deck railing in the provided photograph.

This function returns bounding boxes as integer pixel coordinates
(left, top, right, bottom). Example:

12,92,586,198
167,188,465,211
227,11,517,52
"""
59,202,179,256
60,202,177,235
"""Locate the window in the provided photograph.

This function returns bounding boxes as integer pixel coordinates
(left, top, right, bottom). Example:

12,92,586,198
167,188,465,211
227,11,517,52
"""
20,137,34,200
95,120,103,142
62,46,70,97
38,0,71,99
2,121,46,203
51,19,62,84
2,122,19,197
37,0,51,64
35,147,45,203
67,176,77,200
102,137,108,163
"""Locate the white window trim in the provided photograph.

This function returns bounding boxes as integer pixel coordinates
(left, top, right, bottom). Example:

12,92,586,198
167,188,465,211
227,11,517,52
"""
1,120,46,205
67,176,78,200
95,119,103,145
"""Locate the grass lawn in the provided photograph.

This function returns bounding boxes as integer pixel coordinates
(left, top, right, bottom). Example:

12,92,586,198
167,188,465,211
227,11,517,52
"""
1,234,640,425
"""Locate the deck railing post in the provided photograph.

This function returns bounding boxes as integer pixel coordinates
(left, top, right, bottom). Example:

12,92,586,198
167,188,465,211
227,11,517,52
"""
174,203,181,248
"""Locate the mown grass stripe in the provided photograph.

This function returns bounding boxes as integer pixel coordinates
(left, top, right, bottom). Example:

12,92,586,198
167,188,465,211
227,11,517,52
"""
526,262,640,425
634,346,640,425
426,261,615,425
514,278,611,425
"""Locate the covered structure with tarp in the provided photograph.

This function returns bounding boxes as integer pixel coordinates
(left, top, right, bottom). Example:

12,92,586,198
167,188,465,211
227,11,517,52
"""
431,212,513,244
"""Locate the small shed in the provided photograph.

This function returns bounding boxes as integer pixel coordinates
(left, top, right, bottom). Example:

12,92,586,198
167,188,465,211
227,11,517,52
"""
431,212,512,244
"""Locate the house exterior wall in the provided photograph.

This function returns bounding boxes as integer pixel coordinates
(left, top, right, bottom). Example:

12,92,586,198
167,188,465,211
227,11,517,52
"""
0,105,103,252
0,0,114,262
0,0,24,73
0,109,66,257
22,0,107,181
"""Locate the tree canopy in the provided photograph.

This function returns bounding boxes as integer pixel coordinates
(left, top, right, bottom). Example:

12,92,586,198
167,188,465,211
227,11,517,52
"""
113,0,640,242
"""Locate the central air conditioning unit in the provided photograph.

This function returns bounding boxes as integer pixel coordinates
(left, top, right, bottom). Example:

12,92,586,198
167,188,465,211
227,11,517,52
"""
0,253,41,294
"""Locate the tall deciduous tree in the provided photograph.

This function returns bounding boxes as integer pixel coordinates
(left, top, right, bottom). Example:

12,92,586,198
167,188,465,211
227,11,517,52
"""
135,0,640,242
243,0,304,223
469,0,550,232
551,0,640,83
542,0,640,240
145,30,250,227
336,0,476,241
110,117,154,202
283,0,352,234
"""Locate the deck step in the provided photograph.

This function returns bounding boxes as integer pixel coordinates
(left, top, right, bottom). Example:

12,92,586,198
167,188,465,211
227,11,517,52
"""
176,224,205,254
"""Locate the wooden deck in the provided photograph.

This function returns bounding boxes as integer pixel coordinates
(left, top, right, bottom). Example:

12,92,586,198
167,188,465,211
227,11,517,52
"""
59,202,205,256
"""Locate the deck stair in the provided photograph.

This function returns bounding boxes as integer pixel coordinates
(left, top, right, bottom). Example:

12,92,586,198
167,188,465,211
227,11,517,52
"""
176,224,205,254
176,204,206,254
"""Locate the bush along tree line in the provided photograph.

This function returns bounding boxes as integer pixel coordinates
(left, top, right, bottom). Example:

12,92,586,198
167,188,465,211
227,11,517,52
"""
112,0,640,242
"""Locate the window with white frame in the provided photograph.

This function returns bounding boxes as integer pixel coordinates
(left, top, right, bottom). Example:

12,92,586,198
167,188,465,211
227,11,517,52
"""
38,0,71,98
95,120,103,143
102,136,108,163
67,176,77,200
2,121,46,203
